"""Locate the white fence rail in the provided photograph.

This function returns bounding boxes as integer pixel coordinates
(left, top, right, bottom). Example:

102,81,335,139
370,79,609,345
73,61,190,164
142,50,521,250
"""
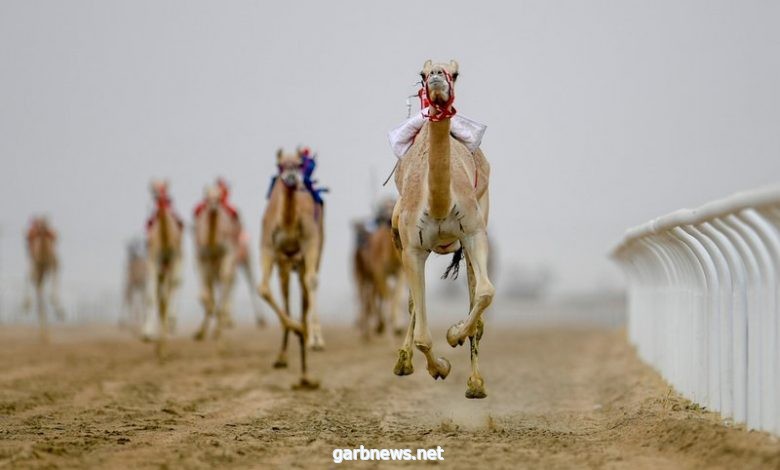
612,185,780,435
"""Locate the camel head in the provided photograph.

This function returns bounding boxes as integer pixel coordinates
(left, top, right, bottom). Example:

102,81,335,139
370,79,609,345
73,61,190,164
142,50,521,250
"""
149,179,170,204
202,184,222,211
276,148,303,189
421,59,459,108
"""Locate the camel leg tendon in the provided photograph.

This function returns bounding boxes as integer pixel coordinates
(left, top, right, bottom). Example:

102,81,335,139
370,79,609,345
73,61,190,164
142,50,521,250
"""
446,230,494,348
273,263,291,369
404,247,450,380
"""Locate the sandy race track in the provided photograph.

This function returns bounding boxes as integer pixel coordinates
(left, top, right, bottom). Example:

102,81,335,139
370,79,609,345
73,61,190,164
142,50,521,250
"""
1,324,779,469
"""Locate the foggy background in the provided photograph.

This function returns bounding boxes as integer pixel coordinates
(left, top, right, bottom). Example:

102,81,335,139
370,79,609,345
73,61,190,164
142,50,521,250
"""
1,1,779,326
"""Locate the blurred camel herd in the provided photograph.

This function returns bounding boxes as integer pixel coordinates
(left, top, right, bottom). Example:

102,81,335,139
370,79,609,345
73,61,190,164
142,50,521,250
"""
20,60,495,398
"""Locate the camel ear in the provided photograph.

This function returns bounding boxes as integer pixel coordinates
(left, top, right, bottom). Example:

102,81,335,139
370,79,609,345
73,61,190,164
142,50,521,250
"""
421,59,433,77
276,148,283,162
449,60,459,81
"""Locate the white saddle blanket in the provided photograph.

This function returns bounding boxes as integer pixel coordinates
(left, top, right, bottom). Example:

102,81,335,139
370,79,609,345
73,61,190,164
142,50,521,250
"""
387,109,487,158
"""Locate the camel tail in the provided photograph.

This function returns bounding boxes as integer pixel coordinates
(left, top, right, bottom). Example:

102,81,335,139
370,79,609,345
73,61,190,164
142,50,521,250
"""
441,247,463,280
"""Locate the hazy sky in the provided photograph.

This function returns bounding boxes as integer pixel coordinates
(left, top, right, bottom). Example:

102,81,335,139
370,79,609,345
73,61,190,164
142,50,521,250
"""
1,1,779,320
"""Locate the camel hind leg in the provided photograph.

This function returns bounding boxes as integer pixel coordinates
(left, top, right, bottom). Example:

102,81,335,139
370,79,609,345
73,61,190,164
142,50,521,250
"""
155,267,171,361
35,276,48,343
393,293,415,376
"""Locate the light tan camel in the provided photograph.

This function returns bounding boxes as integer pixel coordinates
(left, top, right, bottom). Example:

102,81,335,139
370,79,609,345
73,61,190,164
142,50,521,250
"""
22,216,65,340
391,60,494,399
352,198,405,340
258,148,325,389
120,238,148,334
144,180,183,359
192,181,241,340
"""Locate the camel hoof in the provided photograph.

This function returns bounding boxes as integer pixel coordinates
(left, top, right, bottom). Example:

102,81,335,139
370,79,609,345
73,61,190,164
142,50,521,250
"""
309,343,325,352
272,358,288,369
292,377,320,390
141,334,154,343
429,356,451,380
393,327,405,338
465,376,487,399
255,317,267,329
193,331,205,342
446,322,466,348
393,349,414,376
376,322,385,335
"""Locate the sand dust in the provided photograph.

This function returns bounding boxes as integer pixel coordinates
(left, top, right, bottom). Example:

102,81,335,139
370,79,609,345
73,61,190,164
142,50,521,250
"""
1,324,779,468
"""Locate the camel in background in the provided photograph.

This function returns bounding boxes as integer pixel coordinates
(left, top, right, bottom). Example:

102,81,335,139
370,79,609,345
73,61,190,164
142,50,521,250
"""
144,180,183,359
192,178,242,340
391,60,494,399
22,216,65,340
258,148,326,389
120,238,148,334
352,197,405,340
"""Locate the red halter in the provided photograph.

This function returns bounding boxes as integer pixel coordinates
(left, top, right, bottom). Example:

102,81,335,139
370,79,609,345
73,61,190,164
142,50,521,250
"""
419,69,457,122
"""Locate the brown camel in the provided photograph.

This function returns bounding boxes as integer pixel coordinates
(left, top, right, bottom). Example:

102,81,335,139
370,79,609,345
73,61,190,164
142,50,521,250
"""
352,198,405,340
391,60,494,399
144,180,183,359
258,148,325,389
22,216,65,340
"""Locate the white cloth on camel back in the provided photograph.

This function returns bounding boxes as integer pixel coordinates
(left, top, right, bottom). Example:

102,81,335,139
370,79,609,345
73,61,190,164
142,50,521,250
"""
387,109,487,158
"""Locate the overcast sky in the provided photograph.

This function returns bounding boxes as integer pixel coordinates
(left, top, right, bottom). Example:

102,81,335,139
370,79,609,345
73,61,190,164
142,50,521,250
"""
1,1,779,321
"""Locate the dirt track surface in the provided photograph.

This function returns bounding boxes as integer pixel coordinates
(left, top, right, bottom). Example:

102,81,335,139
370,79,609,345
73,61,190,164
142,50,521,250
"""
1,324,779,469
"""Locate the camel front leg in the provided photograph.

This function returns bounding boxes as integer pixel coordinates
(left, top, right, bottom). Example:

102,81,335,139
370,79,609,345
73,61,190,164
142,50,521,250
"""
49,265,65,320
258,249,303,334
22,267,33,315
273,263,292,369
194,261,214,341
446,231,495,348
305,260,325,351
166,257,183,335
155,268,171,361
464,256,486,398
404,247,450,380
294,259,319,389
213,253,238,339
35,279,48,343
142,260,158,342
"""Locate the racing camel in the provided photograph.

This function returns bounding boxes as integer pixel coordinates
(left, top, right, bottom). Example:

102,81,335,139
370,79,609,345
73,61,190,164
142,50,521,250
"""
192,178,242,340
258,147,326,389
22,216,65,340
144,180,183,359
352,197,405,340
390,60,494,398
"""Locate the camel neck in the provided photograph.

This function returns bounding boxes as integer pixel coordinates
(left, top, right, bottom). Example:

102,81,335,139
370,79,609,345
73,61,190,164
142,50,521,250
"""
207,208,218,248
158,205,170,250
281,184,297,229
427,118,452,219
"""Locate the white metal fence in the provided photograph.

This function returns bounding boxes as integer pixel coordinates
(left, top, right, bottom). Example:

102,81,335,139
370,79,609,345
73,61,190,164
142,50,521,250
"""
612,185,780,435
